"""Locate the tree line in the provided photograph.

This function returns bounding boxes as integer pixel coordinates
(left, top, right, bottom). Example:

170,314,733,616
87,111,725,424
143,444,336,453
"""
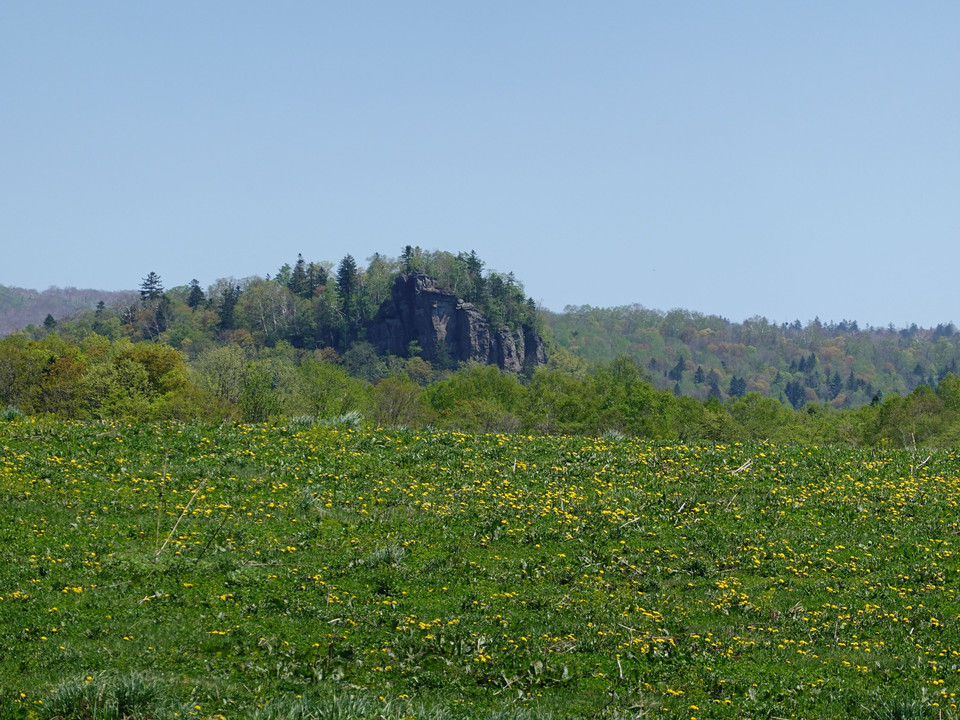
5,248,960,447
547,305,960,410
84,248,536,357
0,285,137,336
4,328,960,448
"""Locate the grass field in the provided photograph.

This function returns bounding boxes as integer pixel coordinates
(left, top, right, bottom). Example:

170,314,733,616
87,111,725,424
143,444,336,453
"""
1,417,958,719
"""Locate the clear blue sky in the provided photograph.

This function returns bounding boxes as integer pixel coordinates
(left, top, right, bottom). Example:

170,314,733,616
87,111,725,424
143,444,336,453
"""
2,2,958,328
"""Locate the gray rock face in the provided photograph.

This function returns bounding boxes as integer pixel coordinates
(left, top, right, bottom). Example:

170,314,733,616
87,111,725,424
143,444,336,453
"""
369,273,547,371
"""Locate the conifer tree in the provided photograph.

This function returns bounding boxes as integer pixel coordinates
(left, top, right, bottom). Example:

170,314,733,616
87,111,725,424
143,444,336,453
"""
139,272,164,300
187,279,205,309
288,254,310,298
307,262,327,292
668,356,685,382
218,284,241,331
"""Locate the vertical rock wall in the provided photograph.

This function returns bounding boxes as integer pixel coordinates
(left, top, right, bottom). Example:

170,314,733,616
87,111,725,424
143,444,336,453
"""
369,273,547,371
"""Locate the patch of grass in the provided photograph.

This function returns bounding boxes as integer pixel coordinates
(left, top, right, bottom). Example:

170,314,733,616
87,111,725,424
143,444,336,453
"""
2,422,960,718
869,694,934,720
0,405,25,421
317,410,364,429
285,415,318,432
42,671,165,720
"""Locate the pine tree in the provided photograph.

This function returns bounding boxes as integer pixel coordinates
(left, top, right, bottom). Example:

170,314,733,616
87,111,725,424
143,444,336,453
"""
335,255,362,348
707,381,722,400
337,254,359,299
829,371,843,399
785,380,806,409
462,250,485,303
218,284,241,331
846,370,857,393
706,368,721,388
288,254,310,298
728,375,747,397
187,279,205,309
138,272,169,340
668,356,685,382
307,262,327,291
401,245,415,273
139,272,164,300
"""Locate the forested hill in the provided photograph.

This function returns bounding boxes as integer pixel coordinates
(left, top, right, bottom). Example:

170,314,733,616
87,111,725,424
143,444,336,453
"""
0,285,137,337
3,247,543,374
546,305,960,409
5,247,960,414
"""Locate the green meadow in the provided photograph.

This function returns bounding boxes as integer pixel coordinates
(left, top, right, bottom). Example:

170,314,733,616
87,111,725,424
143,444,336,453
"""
1,418,958,719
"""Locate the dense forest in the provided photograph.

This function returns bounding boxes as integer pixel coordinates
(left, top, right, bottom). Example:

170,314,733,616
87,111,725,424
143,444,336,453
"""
546,306,960,408
0,285,137,336
8,248,538,354
2,247,959,448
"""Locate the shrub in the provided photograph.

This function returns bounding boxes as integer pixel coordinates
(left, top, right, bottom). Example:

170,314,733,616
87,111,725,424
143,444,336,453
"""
42,671,163,720
317,409,364,429
0,406,25,421
286,415,317,431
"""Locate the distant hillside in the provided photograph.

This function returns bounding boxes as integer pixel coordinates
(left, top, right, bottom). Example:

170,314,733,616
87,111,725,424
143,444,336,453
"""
0,285,138,336
545,305,960,409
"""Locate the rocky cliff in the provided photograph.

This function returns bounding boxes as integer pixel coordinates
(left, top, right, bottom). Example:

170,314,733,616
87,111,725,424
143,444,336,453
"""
369,273,547,372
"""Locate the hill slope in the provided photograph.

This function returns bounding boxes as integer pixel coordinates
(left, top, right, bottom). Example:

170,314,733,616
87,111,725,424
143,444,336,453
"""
545,305,960,408
0,284,137,336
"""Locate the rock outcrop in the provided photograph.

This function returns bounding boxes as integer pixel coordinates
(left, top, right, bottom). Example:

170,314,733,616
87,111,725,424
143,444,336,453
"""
369,273,547,372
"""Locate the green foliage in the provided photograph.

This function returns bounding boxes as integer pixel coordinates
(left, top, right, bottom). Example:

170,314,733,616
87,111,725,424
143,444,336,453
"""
7,326,960,446
394,248,535,332
521,369,594,435
727,392,796,442
0,335,224,421
190,344,248,406
217,282,242,332
0,405,25,421
868,695,932,720
369,373,435,427
318,409,364,429
293,358,369,420
11,250,960,425
0,285,138,337
43,672,166,720
138,272,164,300
186,278,205,309
0,334,54,412
340,341,391,382
547,307,960,410
426,363,524,432
237,361,283,422
12,250,960,447
235,278,300,346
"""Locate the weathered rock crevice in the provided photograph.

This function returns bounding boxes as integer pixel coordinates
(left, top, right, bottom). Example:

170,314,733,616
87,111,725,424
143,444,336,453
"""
369,273,547,372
